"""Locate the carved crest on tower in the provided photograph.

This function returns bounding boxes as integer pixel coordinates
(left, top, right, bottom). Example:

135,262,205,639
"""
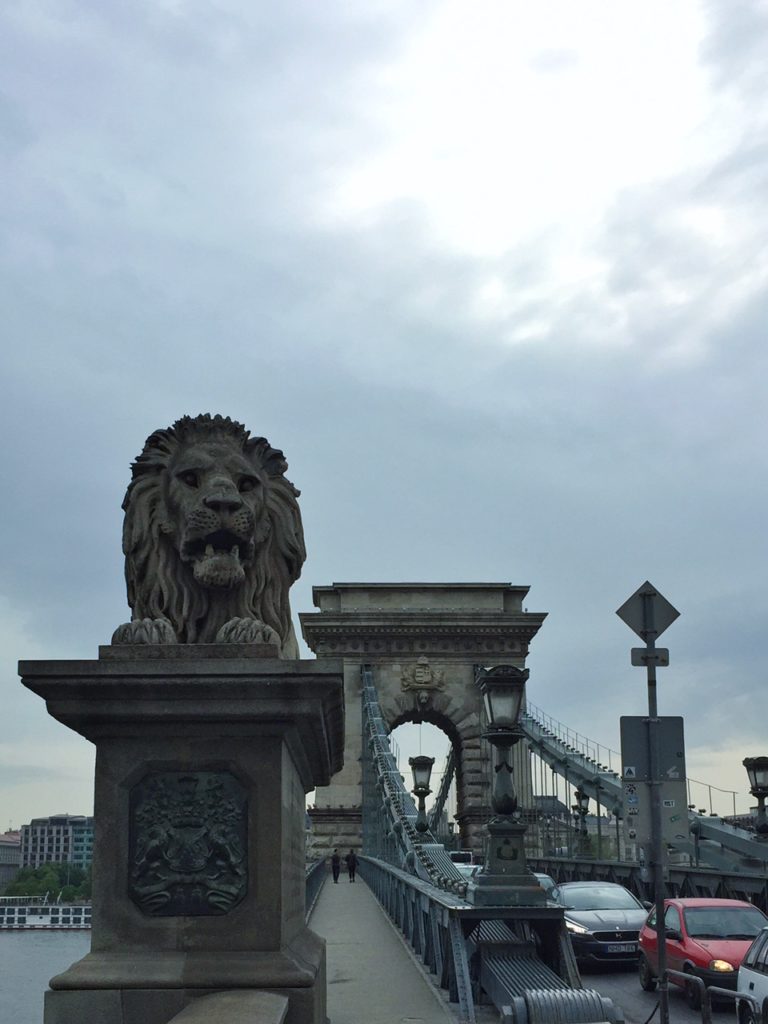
401,656,445,693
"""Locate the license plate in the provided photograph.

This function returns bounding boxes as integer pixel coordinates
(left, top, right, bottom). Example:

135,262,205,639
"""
606,942,637,953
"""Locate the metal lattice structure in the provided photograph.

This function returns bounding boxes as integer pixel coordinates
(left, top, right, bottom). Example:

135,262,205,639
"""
361,664,469,894
357,665,624,1024
519,703,768,871
428,744,457,840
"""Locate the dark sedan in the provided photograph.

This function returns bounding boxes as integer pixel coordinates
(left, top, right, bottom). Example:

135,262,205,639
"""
553,881,649,967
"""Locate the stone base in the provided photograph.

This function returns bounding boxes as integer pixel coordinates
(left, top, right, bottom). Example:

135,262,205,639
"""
46,987,302,1024
19,653,344,1024
467,873,548,907
467,817,547,907
45,928,325,1024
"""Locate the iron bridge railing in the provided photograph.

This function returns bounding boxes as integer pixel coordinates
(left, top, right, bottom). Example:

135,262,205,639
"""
357,666,624,1024
520,704,768,872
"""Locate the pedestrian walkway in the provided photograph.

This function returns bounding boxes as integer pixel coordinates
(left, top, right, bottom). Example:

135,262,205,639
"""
309,871,458,1024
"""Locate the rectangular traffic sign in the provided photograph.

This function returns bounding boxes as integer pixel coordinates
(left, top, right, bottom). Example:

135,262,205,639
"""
631,648,670,667
620,716,686,782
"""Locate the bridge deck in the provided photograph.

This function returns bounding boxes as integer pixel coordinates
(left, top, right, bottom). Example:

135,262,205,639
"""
309,872,458,1024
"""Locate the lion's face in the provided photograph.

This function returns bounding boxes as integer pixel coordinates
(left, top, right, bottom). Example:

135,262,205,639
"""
120,414,305,649
165,438,269,590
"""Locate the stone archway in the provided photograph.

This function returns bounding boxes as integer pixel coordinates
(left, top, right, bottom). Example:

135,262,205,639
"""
386,703,482,848
300,582,546,858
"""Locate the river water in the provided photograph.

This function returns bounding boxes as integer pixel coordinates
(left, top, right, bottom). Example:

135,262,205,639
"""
0,931,90,1024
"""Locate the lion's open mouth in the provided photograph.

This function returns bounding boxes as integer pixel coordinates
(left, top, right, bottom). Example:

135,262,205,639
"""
182,530,252,589
182,529,251,564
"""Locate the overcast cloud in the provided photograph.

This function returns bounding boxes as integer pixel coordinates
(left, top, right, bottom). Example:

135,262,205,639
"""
1,0,767,827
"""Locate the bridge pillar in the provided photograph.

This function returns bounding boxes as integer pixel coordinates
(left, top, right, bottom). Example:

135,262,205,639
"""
300,583,546,861
19,646,344,1024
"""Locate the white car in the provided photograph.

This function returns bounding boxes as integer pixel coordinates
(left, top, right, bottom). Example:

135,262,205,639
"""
454,863,479,880
737,925,768,1024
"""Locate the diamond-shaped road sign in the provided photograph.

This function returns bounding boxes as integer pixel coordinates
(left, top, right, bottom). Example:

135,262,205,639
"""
616,581,680,641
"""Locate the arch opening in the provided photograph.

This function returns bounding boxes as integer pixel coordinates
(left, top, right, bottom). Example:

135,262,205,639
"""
389,719,456,817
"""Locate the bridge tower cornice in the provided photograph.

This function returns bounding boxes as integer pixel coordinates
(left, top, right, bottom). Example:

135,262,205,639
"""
301,582,546,660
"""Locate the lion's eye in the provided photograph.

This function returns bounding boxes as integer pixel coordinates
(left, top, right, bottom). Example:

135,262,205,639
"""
238,476,259,493
179,471,199,488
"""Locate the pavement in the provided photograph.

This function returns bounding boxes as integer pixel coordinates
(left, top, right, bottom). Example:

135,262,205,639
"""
309,871,460,1024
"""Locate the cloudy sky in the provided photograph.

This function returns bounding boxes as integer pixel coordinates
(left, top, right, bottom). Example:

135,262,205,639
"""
1,0,767,829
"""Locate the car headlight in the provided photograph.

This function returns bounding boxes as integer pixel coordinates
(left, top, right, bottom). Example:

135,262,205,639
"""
565,919,591,935
708,960,735,972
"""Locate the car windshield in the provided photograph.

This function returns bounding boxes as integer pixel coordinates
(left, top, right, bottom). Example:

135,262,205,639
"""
558,886,641,911
683,906,768,939
454,864,477,879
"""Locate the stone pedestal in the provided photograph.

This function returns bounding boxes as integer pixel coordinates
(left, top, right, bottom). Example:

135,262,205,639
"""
19,646,344,1024
467,818,546,908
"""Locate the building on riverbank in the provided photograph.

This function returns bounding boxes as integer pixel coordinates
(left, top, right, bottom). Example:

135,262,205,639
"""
20,815,94,869
0,831,21,887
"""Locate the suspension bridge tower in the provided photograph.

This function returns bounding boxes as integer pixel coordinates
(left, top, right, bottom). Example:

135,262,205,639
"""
301,582,546,857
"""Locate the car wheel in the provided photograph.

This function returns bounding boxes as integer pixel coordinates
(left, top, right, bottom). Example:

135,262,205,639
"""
638,954,657,992
738,1003,758,1024
684,968,702,1011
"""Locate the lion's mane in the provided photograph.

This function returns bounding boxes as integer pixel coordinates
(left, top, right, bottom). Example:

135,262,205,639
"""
120,414,305,654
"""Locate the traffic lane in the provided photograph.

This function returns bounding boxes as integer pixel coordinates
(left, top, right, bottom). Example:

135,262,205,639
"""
582,965,736,1024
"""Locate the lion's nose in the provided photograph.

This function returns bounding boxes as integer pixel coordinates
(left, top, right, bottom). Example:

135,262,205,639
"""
203,491,244,514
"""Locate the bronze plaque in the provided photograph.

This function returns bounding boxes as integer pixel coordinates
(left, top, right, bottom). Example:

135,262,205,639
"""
129,770,248,916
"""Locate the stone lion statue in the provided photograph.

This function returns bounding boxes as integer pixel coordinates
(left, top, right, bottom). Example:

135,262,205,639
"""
111,414,305,656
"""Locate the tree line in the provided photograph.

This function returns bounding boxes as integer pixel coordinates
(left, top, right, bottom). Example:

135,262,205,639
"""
2,862,92,901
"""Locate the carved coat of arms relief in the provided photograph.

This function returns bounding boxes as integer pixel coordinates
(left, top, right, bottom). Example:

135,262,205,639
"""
128,770,248,916
401,656,446,707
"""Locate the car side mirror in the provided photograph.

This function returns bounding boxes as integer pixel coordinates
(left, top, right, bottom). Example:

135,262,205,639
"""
666,928,681,941
642,901,653,909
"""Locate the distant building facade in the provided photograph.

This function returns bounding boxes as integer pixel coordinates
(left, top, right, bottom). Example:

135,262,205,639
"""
20,815,94,869
0,832,21,887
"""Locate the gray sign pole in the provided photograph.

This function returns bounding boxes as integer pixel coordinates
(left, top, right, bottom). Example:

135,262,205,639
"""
617,582,680,1024
642,590,670,1024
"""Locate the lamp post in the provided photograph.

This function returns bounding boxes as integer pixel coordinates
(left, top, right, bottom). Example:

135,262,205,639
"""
467,665,545,907
743,757,768,838
409,755,434,834
573,788,590,858
613,807,623,861
543,815,552,856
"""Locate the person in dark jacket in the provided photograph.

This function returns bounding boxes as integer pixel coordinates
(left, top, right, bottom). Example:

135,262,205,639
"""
331,848,341,883
345,849,358,882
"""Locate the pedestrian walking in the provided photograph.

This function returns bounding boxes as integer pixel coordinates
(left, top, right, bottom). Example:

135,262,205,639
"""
331,848,341,883
345,849,358,882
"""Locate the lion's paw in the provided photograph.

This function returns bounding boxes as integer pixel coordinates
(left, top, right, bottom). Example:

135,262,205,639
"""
111,618,178,645
215,618,281,646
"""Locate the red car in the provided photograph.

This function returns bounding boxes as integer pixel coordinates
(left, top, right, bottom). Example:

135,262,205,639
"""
638,898,768,1009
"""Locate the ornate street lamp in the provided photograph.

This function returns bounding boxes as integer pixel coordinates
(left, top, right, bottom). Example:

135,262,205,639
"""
573,788,591,857
468,665,545,907
743,757,768,838
478,669,526,817
409,755,434,833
